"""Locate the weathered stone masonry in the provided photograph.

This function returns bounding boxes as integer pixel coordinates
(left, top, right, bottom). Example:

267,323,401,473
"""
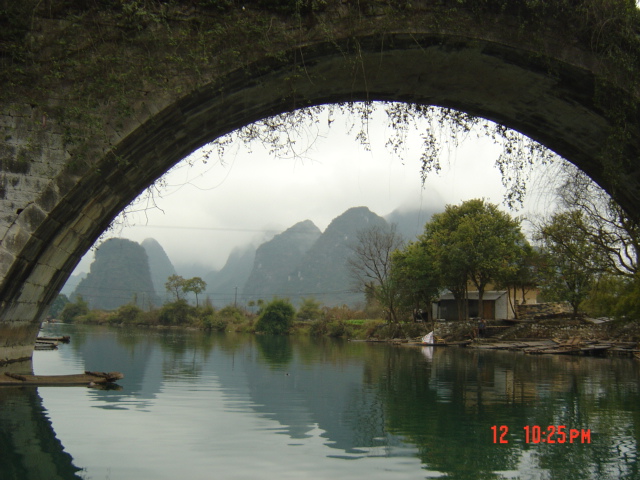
1,2,639,363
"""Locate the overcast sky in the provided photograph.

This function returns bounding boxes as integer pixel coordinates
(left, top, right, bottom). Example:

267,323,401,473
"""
73,105,556,275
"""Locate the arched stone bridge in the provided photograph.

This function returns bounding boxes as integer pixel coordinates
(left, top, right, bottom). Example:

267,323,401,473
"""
1,1,639,363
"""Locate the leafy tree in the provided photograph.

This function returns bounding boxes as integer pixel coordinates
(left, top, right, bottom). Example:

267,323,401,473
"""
390,241,441,322
581,274,635,318
158,299,194,325
218,305,247,323
60,296,89,323
296,297,323,321
537,163,640,319
113,304,144,323
165,274,186,301
348,223,405,323
182,277,207,306
419,199,526,320
495,242,543,317
552,166,639,277
254,299,295,334
48,294,70,319
536,210,607,317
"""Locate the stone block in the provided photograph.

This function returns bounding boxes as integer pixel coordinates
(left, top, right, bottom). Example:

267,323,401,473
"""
16,204,46,233
70,213,96,237
2,224,30,256
17,282,46,305
0,249,16,279
36,246,72,271
1,300,39,324
29,263,58,287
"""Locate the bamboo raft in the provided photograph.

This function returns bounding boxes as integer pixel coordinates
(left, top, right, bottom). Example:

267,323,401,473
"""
471,337,638,357
0,371,124,386
34,335,72,351
37,335,70,343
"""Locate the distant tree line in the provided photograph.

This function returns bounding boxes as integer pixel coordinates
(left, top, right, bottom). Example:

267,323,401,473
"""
55,283,417,339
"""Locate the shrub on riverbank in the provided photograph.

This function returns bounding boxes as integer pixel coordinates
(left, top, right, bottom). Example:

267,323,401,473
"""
255,299,295,334
57,296,411,339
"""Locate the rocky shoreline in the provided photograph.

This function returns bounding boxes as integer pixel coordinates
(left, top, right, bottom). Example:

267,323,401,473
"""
404,317,640,358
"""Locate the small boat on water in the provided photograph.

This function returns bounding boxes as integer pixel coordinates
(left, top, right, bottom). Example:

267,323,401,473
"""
0,371,124,387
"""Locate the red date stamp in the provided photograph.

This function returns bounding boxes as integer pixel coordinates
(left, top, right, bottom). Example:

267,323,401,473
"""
491,425,591,444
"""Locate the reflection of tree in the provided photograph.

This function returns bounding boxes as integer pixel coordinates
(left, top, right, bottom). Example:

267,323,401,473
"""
255,335,293,369
365,347,640,479
0,387,83,480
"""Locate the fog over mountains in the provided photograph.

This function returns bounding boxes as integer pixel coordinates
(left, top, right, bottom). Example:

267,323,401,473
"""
65,205,439,309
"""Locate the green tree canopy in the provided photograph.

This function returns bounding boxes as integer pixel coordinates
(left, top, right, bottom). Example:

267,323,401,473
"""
254,299,296,335
536,210,608,316
48,294,70,319
60,296,89,323
417,199,527,320
182,277,207,307
390,241,441,321
296,297,323,321
165,274,186,301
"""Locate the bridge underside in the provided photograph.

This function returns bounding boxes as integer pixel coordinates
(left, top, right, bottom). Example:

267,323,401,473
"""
0,4,639,364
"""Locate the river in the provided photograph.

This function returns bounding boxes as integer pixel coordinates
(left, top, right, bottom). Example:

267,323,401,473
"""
0,323,638,480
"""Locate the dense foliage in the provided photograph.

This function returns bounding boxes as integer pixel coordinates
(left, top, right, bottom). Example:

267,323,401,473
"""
535,164,640,319
60,296,89,323
389,199,528,321
47,294,70,319
254,299,296,334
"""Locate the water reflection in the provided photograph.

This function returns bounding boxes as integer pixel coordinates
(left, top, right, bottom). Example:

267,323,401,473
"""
16,325,640,479
0,377,82,480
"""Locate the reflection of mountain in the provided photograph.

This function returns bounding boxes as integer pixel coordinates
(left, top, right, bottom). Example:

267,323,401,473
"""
243,342,388,451
54,325,165,405
0,387,82,480
198,336,391,452
33,326,640,479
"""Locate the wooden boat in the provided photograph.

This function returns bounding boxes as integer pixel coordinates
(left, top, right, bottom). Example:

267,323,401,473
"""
0,371,124,386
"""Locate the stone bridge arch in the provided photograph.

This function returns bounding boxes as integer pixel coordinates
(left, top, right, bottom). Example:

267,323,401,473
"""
1,1,639,363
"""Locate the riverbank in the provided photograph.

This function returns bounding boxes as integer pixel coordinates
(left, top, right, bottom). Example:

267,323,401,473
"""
55,296,640,346
398,316,640,358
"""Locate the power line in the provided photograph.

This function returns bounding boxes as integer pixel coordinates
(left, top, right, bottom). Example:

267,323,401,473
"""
125,224,278,233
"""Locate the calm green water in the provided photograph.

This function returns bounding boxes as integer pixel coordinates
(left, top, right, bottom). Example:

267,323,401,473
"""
0,323,638,480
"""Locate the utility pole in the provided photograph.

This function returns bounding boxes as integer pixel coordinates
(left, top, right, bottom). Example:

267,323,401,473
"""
234,286,238,308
